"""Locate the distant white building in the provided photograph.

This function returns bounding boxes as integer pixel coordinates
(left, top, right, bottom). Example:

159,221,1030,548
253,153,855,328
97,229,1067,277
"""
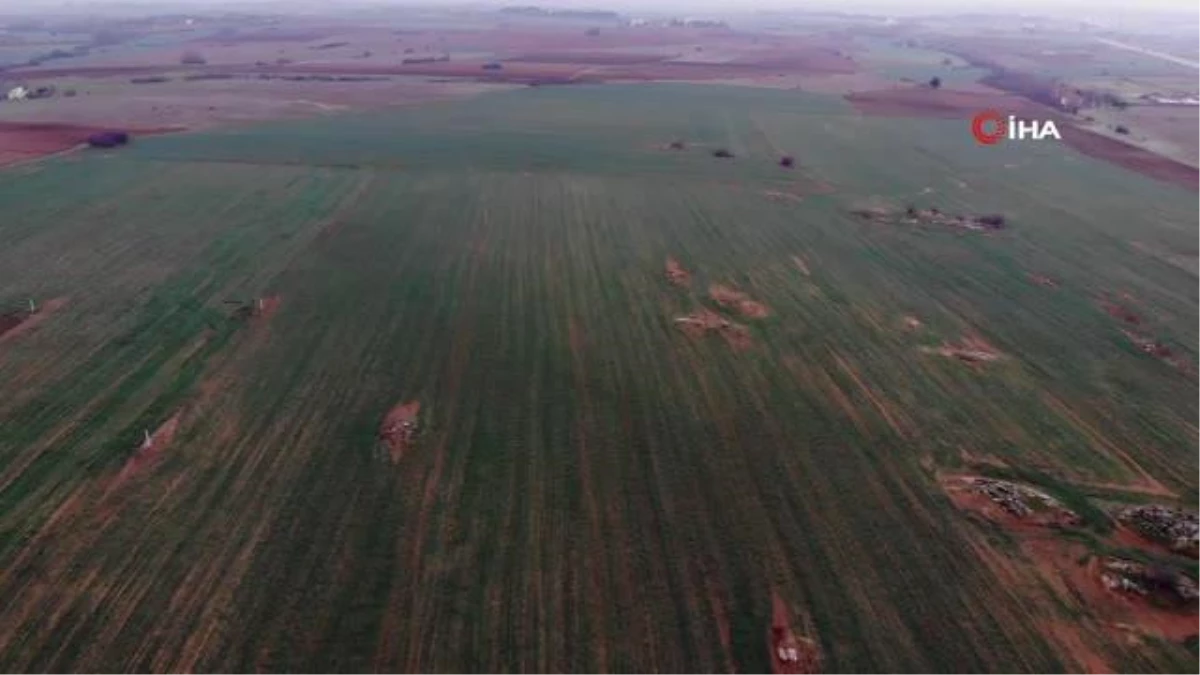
6,86,28,101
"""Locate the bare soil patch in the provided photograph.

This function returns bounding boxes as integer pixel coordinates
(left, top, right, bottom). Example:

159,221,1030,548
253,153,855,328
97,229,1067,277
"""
0,297,67,344
709,283,770,319
380,400,421,462
922,334,1003,366
948,477,1198,645
1023,539,1198,645
769,592,821,674
674,309,752,350
664,257,691,287
115,411,182,483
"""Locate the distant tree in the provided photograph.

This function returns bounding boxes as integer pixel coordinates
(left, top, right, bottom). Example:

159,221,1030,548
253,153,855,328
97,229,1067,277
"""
1115,124,1130,135
779,155,795,168
929,76,942,89
180,51,207,65
712,148,734,158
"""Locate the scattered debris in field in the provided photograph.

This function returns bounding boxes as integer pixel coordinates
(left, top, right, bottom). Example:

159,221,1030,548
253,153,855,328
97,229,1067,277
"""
1123,330,1194,376
1116,505,1199,558
852,205,1008,231
1028,274,1059,288
763,190,804,203
380,400,421,462
709,284,770,319
964,477,1081,526
230,295,282,321
380,400,421,461
667,139,686,150
665,257,691,287
116,411,182,483
850,205,891,221
922,335,1002,365
901,315,922,331
791,255,811,276
769,592,821,674
674,309,752,350
1100,558,1199,606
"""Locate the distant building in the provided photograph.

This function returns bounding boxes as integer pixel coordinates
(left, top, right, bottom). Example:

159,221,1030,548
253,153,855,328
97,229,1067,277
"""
682,18,728,28
6,86,28,101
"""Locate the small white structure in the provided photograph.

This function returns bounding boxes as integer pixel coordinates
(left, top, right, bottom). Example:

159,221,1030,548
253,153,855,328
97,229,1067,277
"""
6,86,28,101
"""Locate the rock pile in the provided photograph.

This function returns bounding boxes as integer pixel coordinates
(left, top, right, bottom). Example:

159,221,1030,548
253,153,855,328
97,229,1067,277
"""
1100,558,1199,604
1117,505,1199,558
969,478,1080,525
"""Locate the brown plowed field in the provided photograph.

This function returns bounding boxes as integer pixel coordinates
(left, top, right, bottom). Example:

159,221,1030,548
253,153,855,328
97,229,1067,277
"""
504,51,669,65
0,122,117,166
844,87,1041,119
1060,125,1199,191
0,122,180,167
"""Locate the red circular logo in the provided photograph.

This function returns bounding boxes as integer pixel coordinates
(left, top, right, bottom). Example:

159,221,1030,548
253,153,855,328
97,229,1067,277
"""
971,110,1006,145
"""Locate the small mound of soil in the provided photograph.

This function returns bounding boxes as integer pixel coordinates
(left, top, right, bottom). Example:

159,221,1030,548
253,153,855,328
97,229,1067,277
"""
380,400,421,462
710,284,770,319
674,309,752,350
665,257,691,287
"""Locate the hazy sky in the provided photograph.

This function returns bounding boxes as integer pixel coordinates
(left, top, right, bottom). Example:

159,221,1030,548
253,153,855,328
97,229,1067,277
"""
4,0,1198,19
